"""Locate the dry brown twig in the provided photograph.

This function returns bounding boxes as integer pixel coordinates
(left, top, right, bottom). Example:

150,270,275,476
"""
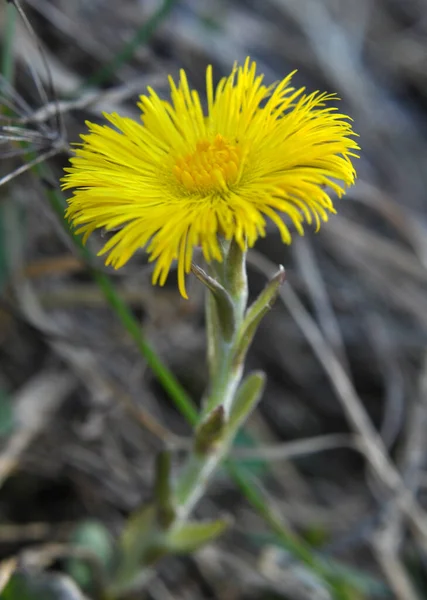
249,246,426,598
366,199,427,600
292,237,351,374
371,372,426,600
231,433,358,462
2,192,180,452
371,354,427,600
0,372,76,488
247,250,427,548
17,74,167,125
0,558,17,594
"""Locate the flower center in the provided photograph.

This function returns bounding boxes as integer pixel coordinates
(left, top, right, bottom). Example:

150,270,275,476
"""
173,134,241,192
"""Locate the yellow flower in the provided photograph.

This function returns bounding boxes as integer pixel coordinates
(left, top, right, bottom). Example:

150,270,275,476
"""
62,58,358,298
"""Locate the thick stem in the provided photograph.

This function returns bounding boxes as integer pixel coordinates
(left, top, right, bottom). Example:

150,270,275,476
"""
174,451,227,520
174,242,248,515
202,339,243,417
112,243,261,599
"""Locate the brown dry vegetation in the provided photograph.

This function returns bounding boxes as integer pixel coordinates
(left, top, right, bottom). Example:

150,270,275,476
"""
1,1,427,599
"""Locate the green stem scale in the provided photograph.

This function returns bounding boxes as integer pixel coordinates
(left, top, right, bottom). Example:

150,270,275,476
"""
174,241,252,515
112,241,284,595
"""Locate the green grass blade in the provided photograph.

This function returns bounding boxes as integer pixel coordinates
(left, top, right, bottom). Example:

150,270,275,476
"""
226,462,358,600
80,0,176,90
41,167,199,425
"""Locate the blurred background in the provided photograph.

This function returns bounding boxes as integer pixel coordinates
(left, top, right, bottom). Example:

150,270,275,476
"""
1,0,427,598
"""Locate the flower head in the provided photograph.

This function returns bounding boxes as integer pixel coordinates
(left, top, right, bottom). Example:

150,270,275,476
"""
62,58,358,298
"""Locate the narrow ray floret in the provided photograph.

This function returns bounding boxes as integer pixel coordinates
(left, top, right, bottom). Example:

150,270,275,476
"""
62,58,359,298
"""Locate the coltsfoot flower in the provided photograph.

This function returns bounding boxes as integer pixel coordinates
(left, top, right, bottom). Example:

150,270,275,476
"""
62,58,359,298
